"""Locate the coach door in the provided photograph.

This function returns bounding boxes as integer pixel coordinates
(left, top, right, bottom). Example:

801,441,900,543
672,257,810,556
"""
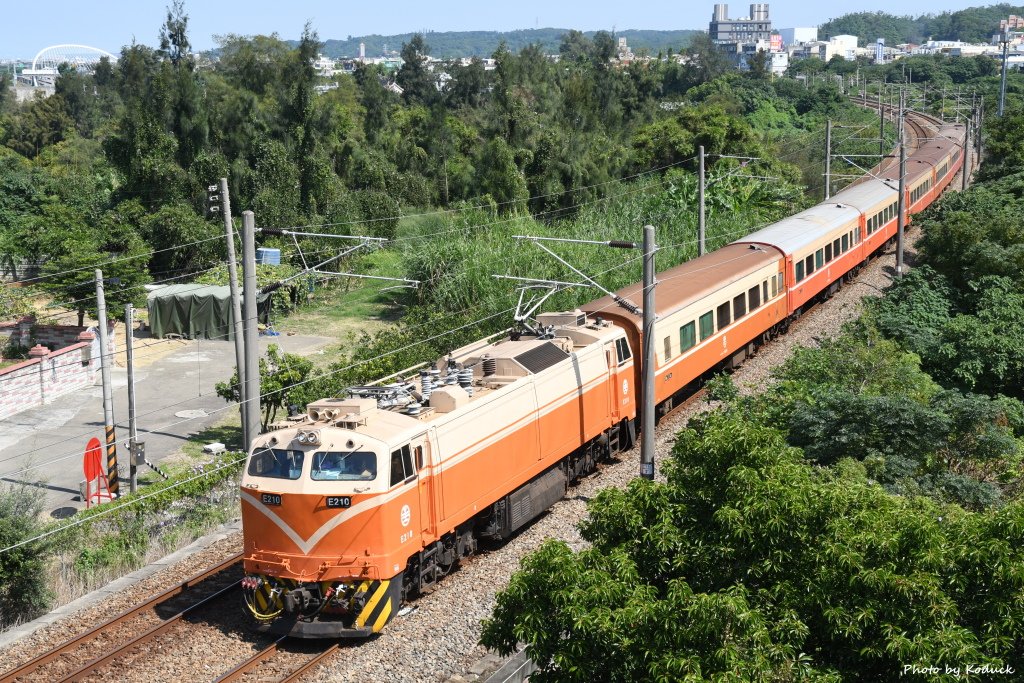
413,435,436,543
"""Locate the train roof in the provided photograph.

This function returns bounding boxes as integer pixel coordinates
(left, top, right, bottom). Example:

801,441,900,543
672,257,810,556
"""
831,177,899,210
732,202,862,256
580,243,780,327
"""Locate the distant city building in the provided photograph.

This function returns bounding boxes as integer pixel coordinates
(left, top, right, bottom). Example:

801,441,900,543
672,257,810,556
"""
778,27,817,46
709,4,772,44
875,38,886,63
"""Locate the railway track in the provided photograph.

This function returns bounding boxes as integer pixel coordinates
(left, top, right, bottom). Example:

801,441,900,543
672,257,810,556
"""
0,553,242,683
214,637,340,682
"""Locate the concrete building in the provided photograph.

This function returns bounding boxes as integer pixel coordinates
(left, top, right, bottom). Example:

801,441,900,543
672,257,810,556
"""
710,4,772,44
778,27,817,46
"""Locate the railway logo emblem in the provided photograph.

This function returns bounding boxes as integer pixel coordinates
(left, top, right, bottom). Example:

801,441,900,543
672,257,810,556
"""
400,504,411,527
622,379,628,396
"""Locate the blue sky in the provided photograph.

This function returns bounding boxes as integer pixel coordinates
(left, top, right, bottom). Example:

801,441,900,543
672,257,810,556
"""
0,1,989,58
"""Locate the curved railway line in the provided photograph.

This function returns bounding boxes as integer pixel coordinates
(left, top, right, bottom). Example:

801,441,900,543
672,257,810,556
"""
0,107,959,683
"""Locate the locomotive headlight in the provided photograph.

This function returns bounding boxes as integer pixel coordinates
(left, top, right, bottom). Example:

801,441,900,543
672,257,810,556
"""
297,432,309,444
305,430,321,446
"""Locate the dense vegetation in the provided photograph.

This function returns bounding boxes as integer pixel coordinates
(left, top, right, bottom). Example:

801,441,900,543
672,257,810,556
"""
821,4,1024,46
315,29,698,60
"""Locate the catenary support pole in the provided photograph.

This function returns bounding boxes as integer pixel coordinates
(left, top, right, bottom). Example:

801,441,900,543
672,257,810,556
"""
999,33,1009,117
824,119,832,200
962,120,971,191
220,178,247,448
878,82,885,157
241,211,261,452
640,225,656,481
125,304,138,494
94,270,119,497
698,146,706,256
896,129,907,278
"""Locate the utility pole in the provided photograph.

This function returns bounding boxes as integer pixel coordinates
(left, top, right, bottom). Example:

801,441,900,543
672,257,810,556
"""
896,113,907,277
999,32,1009,117
878,85,885,158
639,225,656,481
977,104,984,161
824,119,832,200
94,270,119,498
698,146,706,256
241,211,261,451
962,119,971,191
125,304,139,494
219,178,247,448
940,85,946,121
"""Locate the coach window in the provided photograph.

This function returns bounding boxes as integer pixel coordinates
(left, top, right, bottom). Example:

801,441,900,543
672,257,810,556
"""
805,254,815,275
733,293,746,320
771,275,779,296
842,234,849,252
825,243,833,263
762,280,769,302
390,444,415,487
748,285,761,310
615,337,632,365
815,249,824,269
663,336,672,360
717,302,731,329
699,312,714,340
795,260,805,283
833,238,840,256
680,322,696,352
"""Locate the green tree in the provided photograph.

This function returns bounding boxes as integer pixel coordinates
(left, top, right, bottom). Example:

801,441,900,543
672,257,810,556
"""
482,409,1024,681
0,483,52,628
216,344,314,428
396,34,437,106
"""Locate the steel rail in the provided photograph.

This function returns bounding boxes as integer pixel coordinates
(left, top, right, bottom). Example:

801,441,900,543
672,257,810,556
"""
59,582,242,682
213,635,288,682
0,552,243,683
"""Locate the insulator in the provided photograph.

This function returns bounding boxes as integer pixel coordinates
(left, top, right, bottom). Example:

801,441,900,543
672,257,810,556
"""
447,355,458,372
421,377,433,402
406,402,422,415
483,355,496,377
458,368,473,388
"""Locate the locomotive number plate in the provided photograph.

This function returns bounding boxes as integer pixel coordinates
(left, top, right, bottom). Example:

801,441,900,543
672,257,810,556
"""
326,496,352,508
261,493,282,506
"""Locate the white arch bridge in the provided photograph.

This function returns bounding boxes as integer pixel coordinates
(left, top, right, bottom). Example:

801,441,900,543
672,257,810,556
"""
21,44,117,86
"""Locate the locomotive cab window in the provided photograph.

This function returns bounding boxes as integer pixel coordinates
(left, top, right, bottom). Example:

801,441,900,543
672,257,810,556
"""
311,451,377,481
680,322,696,352
615,337,632,365
248,448,304,480
390,445,416,487
699,312,714,340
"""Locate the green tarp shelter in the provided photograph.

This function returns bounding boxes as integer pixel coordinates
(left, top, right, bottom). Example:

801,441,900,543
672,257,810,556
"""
147,284,270,340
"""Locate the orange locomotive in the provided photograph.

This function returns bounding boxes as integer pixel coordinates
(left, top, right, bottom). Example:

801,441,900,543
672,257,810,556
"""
240,117,966,638
241,312,637,636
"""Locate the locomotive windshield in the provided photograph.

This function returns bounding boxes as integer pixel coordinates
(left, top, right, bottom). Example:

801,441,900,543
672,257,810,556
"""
311,451,378,481
248,448,305,480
